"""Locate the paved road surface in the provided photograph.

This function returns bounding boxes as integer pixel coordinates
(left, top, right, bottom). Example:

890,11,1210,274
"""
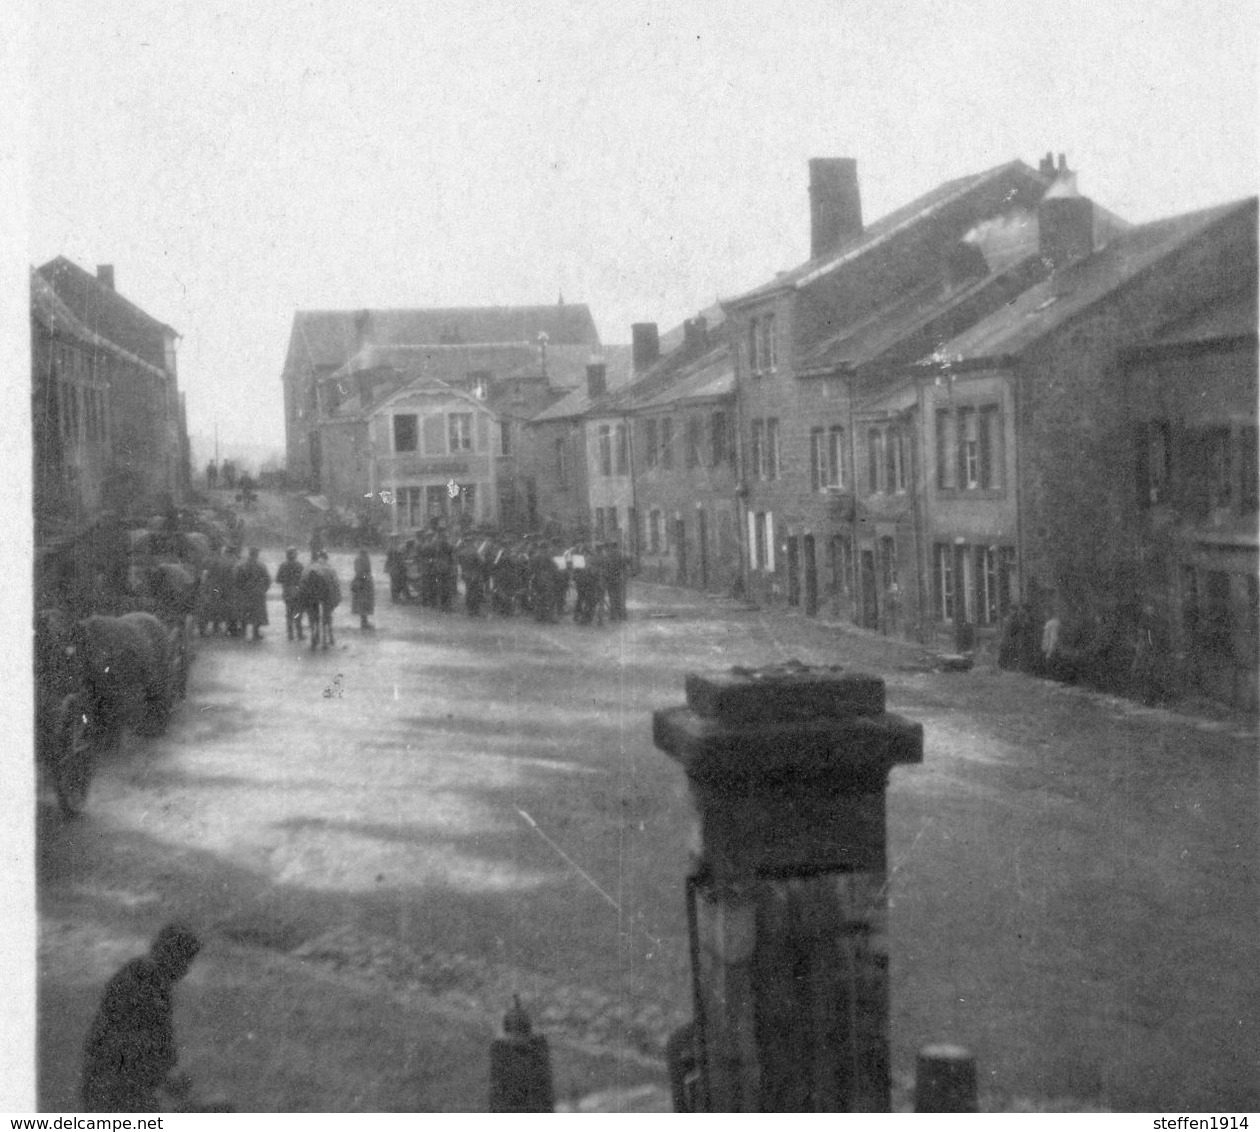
35,540,1259,1111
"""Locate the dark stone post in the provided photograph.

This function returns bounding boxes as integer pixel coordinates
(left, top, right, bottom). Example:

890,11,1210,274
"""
653,663,923,1112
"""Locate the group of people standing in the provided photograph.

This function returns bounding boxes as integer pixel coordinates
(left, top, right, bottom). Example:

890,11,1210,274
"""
383,531,628,626
197,543,377,651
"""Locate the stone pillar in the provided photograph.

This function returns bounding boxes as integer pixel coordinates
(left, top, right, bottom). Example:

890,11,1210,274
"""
653,663,923,1112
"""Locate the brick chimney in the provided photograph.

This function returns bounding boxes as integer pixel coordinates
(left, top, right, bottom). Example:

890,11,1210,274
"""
1039,156,1094,271
632,323,660,373
809,158,862,260
683,316,709,354
586,361,607,400
96,265,115,290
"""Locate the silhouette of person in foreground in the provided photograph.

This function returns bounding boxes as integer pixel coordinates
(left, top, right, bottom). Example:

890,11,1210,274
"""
80,922,201,1112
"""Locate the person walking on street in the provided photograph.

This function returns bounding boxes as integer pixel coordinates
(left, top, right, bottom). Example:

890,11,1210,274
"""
236,547,271,641
276,547,306,641
80,922,201,1113
350,548,376,631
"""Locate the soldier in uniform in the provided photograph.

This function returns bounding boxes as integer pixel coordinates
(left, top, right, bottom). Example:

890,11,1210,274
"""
276,547,307,641
235,547,272,641
299,551,342,650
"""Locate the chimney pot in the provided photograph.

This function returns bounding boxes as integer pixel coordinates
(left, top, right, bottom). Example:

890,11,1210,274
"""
96,265,115,290
809,158,862,260
631,323,660,372
585,361,607,399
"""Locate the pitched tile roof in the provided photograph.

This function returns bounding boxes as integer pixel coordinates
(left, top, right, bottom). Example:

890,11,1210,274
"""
932,198,1257,362
30,268,171,379
1145,282,1258,345
628,344,734,410
37,257,176,372
281,304,601,378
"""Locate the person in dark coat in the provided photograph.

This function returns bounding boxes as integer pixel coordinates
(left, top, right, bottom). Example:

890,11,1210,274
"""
384,537,408,604
235,547,271,641
80,923,201,1113
197,548,235,637
603,543,628,622
276,547,306,641
350,548,376,630
299,551,342,650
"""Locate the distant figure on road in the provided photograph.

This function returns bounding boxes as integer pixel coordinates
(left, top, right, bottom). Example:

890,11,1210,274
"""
205,461,218,490
80,922,201,1113
299,551,341,650
384,537,408,604
309,526,325,562
276,546,307,641
235,547,271,641
350,548,376,631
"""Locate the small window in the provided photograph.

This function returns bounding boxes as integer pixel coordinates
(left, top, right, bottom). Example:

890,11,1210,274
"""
448,413,473,452
393,414,418,453
750,420,764,480
766,418,780,480
614,424,628,476
763,313,778,371
1241,425,1258,511
500,421,512,457
936,409,956,490
935,543,955,622
711,411,729,466
686,417,702,468
555,438,569,487
868,429,884,494
660,419,674,469
644,419,659,468
599,425,612,477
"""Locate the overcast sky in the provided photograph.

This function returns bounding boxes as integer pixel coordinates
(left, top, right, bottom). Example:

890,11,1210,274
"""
25,0,1258,458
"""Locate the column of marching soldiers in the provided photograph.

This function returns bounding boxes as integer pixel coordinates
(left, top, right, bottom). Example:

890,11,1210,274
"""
194,529,631,650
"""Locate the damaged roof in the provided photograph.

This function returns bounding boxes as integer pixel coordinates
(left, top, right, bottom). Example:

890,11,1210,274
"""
725,161,1049,307
933,198,1257,363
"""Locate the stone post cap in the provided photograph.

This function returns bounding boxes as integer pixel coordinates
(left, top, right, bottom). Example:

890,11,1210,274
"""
654,664,922,792
685,661,885,724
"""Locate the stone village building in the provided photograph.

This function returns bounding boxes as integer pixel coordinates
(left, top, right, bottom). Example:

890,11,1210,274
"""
288,159,1256,711
280,303,603,498
32,258,189,537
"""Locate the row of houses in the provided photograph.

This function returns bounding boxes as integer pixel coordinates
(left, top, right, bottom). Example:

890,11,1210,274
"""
281,154,1258,711
32,257,191,540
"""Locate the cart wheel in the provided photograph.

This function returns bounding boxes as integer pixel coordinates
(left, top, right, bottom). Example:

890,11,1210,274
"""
53,693,95,817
